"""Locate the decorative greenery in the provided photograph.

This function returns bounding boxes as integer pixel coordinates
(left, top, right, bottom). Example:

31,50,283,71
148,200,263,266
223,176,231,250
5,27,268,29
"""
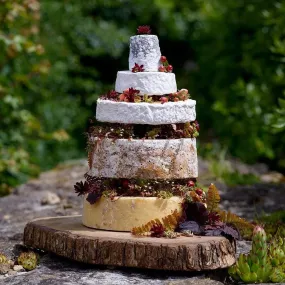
137,25,151,35
74,176,202,203
100,88,190,103
87,121,199,142
128,183,248,240
206,183,220,212
179,183,253,240
218,210,254,240
150,223,165,238
131,209,181,236
118,88,141,102
229,226,285,283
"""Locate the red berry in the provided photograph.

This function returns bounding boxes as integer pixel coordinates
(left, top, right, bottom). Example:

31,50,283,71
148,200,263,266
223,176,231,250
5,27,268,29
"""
187,180,195,187
160,97,168,104
166,65,173,72
121,179,129,189
195,188,203,196
160,56,167,63
158,66,166,72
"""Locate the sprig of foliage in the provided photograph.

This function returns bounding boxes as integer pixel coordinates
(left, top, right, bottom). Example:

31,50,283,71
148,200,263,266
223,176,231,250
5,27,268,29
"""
131,209,181,236
218,210,254,240
206,183,220,212
74,176,204,202
87,121,199,141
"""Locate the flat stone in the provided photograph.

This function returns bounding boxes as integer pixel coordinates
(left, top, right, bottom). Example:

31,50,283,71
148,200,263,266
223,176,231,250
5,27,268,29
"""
41,192,61,205
167,279,224,285
261,171,285,183
0,264,10,275
13,265,24,272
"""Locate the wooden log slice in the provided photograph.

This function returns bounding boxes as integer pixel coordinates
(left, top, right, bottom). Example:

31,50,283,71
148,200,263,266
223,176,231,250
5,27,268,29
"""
23,216,236,271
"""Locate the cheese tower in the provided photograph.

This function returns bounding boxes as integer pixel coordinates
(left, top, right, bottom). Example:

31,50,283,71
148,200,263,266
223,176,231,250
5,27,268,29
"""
78,26,198,231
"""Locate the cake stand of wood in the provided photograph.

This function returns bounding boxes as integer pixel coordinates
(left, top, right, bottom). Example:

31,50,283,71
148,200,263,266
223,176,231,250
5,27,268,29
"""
23,216,236,271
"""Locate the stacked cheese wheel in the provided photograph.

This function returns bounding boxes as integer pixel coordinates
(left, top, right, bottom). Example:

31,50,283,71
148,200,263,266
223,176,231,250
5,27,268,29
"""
82,33,198,231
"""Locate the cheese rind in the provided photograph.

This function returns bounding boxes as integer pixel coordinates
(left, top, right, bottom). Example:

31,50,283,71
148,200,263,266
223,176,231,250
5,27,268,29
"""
96,99,196,125
82,196,183,231
115,71,177,95
129,35,161,72
88,138,198,179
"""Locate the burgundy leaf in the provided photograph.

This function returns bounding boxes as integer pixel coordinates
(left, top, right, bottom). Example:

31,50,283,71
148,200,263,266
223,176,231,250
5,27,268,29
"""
178,221,202,235
150,223,165,237
74,181,89,196
184,202,209,225
86,192,101,204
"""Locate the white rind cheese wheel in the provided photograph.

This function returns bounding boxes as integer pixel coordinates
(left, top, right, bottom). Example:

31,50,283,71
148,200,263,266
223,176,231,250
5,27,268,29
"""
96,99,196,125
115,71,177,95
82,196,183,231
88,138,198,179
129,35,161,72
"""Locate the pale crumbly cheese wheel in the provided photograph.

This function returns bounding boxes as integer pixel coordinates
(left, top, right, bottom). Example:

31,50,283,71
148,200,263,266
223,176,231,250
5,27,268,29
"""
96,99,196,125
88,138,198,179
82,196,183,231
128,35,161,72
115,71,177,95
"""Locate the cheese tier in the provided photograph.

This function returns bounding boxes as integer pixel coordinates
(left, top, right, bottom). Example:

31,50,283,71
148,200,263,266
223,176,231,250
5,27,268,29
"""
82,196,183,231
129,35,161,72
96,99,196,125
88,138,198,179
115,71,177,95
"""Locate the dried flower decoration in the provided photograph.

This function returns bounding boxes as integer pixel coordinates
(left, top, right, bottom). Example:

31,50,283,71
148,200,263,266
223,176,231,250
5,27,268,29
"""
159,55,173,73
137,25,151,34
208,212,221,225
150,223,165,237
74,181,90,196
119,87,140,102
100,90,118,100
132,63,145,73
106,90,118,99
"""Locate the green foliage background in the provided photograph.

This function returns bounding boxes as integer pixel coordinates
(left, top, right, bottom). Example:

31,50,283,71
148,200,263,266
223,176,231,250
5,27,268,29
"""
1,0,284,195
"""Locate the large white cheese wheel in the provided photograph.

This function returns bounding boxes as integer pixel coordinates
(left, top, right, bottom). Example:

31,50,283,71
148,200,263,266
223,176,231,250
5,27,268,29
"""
115,71,177,95
82,196,183,231
88,138,198,179
129,35,161,72
96,99,196,125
